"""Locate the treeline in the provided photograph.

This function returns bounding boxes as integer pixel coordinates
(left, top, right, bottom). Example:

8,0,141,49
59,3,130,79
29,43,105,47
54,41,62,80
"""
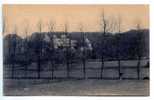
3,29,149,65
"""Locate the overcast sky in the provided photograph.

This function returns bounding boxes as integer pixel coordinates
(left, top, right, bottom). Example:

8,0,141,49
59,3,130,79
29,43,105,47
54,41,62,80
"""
3,5,149,37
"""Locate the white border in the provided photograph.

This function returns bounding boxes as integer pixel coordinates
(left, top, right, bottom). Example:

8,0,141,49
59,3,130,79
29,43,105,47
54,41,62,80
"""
0,0,153,100
0,0,3,98
2,0,150,4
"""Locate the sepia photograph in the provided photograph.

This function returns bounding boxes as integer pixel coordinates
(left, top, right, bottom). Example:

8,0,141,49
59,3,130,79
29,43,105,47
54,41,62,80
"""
2,5,149,96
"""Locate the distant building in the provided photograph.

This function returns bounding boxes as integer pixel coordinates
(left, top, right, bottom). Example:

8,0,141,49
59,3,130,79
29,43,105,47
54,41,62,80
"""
43,33,92,51
44,34,77,49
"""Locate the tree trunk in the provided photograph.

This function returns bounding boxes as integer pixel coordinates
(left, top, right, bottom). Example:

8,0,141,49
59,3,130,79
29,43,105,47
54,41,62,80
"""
24,41,28,78
51,59,54,79
66,45,70,78
100,55,104,79
100,34,104,79
37,40,42,79
137,56,141,80
83,52,86,79
12,40,16,79
11,55,15,79
37,54,41,79
66,55,70,78
118,58,121,79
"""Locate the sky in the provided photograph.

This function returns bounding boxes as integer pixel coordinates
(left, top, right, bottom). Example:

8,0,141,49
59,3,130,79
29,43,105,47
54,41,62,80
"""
3,5,149,37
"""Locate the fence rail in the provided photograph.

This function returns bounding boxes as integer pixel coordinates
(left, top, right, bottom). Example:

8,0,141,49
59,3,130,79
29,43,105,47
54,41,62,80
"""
4,59,149,80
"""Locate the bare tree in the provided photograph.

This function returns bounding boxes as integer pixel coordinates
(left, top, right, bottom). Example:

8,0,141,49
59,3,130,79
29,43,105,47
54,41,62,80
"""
47,20,55,79
24,22,29,37
64,22,71,78
23,20,29,78
100,10,107,79
100,10,116,79
79,23,86,79
36,19,43,79
135,20,142,80
37,19,43,33
2,15,7,35
116,14,122,80
11,24,18,78
48,20,54,33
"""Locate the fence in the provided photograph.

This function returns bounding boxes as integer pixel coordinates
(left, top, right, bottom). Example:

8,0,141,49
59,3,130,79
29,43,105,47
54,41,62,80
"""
4,58,149,80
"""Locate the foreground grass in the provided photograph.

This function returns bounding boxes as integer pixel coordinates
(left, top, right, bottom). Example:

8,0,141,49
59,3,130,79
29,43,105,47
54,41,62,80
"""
4,79,149,96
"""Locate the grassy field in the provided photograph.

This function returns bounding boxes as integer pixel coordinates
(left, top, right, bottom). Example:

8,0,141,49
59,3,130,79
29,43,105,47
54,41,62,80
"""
3,60,149,96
